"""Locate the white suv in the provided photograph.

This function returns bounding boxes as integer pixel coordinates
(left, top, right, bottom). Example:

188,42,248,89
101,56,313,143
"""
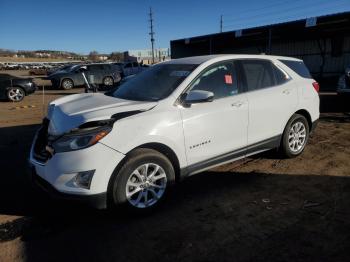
29,55,320,210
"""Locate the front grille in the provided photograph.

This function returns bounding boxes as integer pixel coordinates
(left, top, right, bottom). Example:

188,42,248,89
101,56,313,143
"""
33,118,51,163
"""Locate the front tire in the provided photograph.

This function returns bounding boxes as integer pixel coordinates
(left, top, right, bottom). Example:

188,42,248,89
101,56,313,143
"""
103,76,114,86
281,114,309,158
61,78,74,90
110,148,175,211
7,87,25,102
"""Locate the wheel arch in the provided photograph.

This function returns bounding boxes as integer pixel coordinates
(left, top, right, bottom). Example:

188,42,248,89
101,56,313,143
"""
294,109,312,130
106,142,181,207
7,85,26,95
133,142,181,182
107,142,181,188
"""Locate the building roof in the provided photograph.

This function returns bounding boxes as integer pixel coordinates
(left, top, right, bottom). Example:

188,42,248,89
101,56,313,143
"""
170,11,350,59
172,11,350,42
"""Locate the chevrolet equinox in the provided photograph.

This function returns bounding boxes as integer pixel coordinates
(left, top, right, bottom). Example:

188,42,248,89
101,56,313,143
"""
29,55,320,211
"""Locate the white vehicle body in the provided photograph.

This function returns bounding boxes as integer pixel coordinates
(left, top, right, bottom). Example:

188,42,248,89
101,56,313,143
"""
29,54,320,209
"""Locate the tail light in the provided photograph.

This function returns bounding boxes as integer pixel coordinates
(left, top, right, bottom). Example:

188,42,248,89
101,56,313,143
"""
312,82,320,92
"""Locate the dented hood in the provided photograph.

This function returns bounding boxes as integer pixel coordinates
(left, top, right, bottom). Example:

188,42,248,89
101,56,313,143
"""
47,93,157,135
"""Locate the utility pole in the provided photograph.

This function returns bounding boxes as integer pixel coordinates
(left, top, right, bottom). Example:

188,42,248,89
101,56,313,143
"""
220,15,223,33
149,7,155,64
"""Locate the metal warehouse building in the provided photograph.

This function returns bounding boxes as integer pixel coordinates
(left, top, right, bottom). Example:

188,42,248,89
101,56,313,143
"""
170,12,350,91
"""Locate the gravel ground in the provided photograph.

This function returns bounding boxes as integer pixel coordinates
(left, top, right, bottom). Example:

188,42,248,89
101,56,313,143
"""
0,70,350,262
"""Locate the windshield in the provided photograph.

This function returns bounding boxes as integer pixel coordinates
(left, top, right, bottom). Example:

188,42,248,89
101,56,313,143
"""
109,63,197,101
68,65,80,72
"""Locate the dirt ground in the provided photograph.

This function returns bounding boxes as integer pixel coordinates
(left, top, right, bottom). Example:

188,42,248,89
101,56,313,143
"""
0,71,350,261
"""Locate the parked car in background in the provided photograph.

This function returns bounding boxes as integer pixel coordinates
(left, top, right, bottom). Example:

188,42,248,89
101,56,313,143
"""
337,67,350,95
29,68,48,75
0,73,36,102
114,62,149,78
47,63,121,89
29,54,319,211
118,74,136,85
47,64,76,76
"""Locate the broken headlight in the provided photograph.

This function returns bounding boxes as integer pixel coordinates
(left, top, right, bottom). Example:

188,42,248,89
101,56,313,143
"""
52,126,111,153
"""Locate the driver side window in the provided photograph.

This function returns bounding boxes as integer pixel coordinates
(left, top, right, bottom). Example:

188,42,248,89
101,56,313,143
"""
189,61,238,99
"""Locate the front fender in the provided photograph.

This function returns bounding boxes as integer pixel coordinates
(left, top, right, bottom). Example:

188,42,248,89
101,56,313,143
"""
100,108,188,168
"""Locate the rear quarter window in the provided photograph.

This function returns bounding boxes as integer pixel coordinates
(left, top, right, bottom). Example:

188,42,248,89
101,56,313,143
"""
279,59,312,79
272,64,290,85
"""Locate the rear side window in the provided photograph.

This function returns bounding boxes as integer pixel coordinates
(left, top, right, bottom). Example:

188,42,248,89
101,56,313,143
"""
279,60,311,78
240,60,274,91
87,65,103,71
102,65,110,70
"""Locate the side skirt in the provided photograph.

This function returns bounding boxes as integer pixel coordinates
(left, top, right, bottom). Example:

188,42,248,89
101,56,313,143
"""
180,135,281,179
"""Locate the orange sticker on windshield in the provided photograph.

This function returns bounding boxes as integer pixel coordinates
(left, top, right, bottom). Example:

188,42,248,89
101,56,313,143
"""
225,75,233,84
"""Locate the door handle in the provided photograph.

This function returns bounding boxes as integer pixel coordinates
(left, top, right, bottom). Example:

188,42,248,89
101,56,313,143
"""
282,89,290,95
231,101,244,107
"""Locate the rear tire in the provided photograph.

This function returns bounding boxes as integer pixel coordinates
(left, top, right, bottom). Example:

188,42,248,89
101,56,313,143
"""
109,148,175,212
281,114,309,158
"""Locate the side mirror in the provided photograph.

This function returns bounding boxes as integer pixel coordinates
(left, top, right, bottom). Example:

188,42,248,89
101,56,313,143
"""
183,90,214,104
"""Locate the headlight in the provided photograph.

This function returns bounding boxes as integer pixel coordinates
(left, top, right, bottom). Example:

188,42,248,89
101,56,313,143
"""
52,127,111,153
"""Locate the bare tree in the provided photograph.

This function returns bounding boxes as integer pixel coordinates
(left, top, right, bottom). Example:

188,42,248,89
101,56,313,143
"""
109,52,123,61
88,51,99,61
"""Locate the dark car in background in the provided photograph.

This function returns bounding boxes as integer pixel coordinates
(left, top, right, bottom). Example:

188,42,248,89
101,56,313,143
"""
113,62,149,78
337,67,350,96
47,63,121,89
0,74,36,102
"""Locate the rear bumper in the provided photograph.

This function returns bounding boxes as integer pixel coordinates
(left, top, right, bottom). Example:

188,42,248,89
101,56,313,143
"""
26,84,37,95
337,88,350,94
311,119,319,134
30,166,107,209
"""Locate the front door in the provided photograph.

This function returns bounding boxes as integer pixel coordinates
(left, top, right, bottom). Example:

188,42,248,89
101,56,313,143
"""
180,61,248,166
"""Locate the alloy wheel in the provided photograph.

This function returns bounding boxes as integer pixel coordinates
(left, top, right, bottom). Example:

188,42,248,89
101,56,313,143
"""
62,79,73,89
126,163,167,208
288,121,307,153
103,77,113,86
8,88,24,102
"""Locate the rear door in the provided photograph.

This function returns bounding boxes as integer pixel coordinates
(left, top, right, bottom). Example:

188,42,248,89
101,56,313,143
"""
123,63,133,76
87,65,104,84
0,76,12,98
132,62,140,74
238,59,297,146
180,61,248,166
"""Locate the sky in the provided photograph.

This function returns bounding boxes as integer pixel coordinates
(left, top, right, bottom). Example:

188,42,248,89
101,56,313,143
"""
0,0,349,54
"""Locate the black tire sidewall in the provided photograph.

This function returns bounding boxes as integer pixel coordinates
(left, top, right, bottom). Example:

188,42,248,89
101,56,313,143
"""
282,114,309,158
111,149,175,211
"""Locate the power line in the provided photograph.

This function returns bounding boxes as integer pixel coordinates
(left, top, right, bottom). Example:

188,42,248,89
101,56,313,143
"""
222,2,349,30
222,0,306,18
223,0,348,23
149,7,155,64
